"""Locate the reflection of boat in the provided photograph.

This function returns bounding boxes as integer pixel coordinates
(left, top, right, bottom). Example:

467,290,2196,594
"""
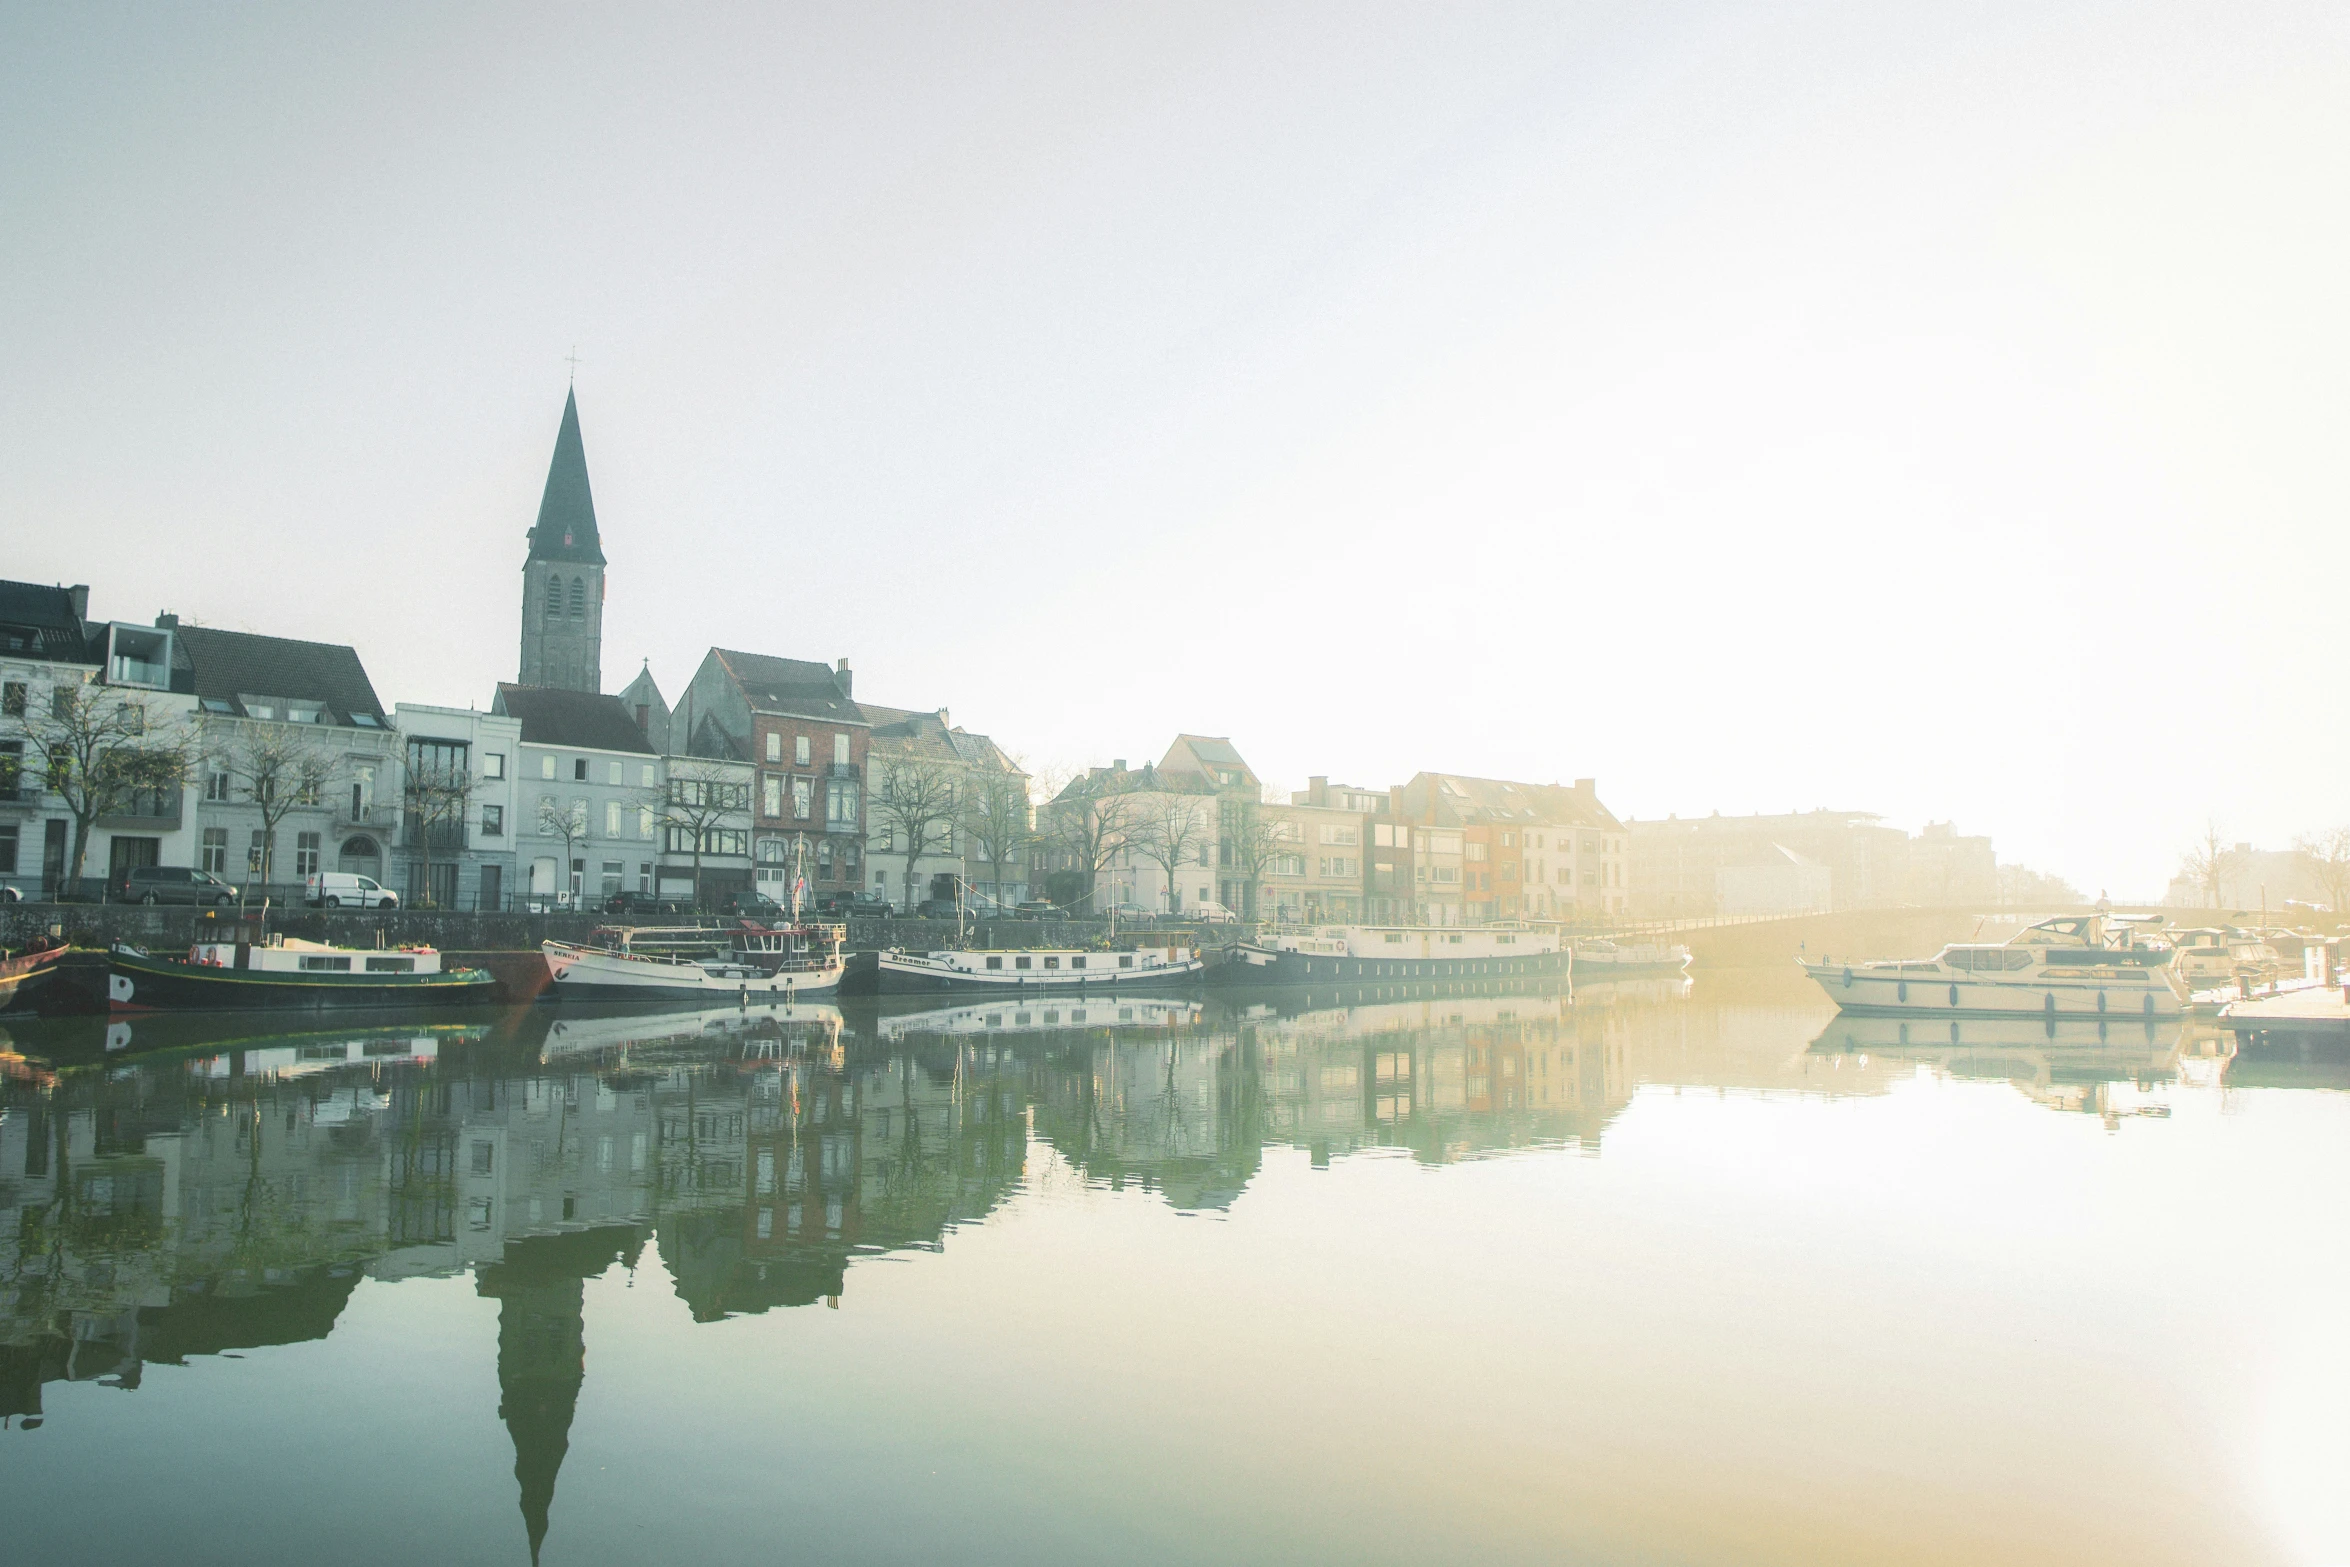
1570,938,1691,976
109,937,492,1012
876,944,1202,993
1808,1013,2183,1115
1810,1013,2181,1055
1213,925,1570,986
877,996,1203,1039
544,922,846,1000
1800,913,2183,1019
537,999,844,1058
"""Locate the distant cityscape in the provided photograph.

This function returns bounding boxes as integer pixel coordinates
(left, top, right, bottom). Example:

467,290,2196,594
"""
2,390,2115,923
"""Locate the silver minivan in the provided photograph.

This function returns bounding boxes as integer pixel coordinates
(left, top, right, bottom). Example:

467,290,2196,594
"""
304,871,401,909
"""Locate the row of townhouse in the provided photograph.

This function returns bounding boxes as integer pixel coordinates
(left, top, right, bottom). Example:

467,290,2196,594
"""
0,577,1031,911
1033,735,1630,926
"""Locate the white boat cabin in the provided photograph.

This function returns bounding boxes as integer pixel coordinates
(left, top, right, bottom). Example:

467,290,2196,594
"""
184,936,452,976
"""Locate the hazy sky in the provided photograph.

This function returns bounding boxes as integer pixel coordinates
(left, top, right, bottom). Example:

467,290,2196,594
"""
5,2,2344,897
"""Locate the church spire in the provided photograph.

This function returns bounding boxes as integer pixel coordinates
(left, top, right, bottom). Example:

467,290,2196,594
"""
527,387,605,566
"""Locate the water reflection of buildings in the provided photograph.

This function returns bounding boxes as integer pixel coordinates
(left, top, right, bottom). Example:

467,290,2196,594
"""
3,969,2260,1554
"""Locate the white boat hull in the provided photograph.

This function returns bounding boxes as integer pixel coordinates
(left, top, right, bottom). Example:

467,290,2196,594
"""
1802,960,2183,1019
544,940,845,1000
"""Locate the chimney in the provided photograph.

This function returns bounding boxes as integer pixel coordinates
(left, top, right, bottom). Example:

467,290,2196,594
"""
1309,775,1327,803
67,585,88,621
834,657,852,698
1113,758,1126,772
155,612,179,629
936,707,949,729
1575,777,1595,795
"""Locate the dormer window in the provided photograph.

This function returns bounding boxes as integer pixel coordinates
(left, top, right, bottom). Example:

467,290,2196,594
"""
105,625,172,690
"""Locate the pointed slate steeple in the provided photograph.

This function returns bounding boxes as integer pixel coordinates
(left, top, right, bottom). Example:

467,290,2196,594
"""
527,388,606,566
518,385,609,693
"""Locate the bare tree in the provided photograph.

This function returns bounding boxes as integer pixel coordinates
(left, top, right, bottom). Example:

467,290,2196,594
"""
401,750,476,909
2293,827,2350,914
961,766,1035,911
1220,797,1296,922
223,724,335,892
1044,775,1139,912
2177,820,2233,909
537,795,589,908
1131,791,1212,914
3,679,195,897
655,758,748,910
869,753,960,913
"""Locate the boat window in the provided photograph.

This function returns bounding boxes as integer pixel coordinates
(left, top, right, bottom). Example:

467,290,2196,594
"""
1044,956,1060,968
1072,956,1086,969
1015,955,1032,970
1385,933,1405,944
1119,955,1134,968
985,956,1003,970
300,955,352,972
364,957,416,973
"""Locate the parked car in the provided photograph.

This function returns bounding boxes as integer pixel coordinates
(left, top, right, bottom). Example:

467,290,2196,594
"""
815,892,892,918
1189,900,1240,923
304,871,399,910
116,865,240,906
0,884,19,904
603,889,687,918
914,897,965,919
721,890,785,919
1013,900,1055,919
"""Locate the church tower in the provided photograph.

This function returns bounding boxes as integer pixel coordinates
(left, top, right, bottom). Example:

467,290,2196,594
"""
518,388,607,693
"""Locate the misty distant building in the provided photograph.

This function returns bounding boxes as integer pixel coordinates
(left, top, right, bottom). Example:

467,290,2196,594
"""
1627,809,1998,917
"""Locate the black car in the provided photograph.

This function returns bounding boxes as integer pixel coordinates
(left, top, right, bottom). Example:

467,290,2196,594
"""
603,889,686,917
114,865,239,906
721,890,785,919
914,897,963,919
815,892,892,918
1013,900,1056,919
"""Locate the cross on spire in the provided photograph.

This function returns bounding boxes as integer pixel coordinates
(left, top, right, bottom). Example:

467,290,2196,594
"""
563,346,581,383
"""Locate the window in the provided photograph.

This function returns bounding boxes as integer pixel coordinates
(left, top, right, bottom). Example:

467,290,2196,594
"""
483,752,505,779
826,777,858,829
607,760,622,786
1272,854,1305,877
0,740,22,802
665,826,749,856
545,576,561,619
606,801,621,837
201,827,229,874
540,754,555,780
204,767,231,802
763,775,782,817
766,732,781,762
0,681,23,717
569,577,586,620
1015,955,1031,970
1467,843,1488,862
1318,824,1359,846
833,733,849,767
539,794,559,832
793,777,813,819
986,955,1003,970
1319,857,1358,878
638,805,654,839
480,804,503,837
299,954,352,972
295,832,321,877
573,758,587,781
1431,865,1460,884
0,824,15,875
1502,832,1516,848
639,862,653,893
796,734,812,766
472,1140,496,1175
249,829,270,876
364,955,417,973
601,861,623,896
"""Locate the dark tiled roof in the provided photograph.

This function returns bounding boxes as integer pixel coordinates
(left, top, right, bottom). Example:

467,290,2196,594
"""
0,579,99,663
175,624,385,724
526,388,606,566
710,648,862,723
862,703,1026,773
493,683,656,754
1411,772,1624,832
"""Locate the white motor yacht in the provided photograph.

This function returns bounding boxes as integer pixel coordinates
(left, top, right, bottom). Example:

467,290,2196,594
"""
1801,913,2184,1019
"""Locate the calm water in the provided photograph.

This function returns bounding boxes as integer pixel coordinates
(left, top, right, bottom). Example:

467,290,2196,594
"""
3,970,2346,1566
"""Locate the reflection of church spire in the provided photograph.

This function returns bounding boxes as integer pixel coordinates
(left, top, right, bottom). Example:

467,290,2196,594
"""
492,1277,584,1564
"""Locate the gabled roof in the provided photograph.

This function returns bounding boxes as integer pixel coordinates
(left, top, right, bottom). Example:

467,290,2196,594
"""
708,648,863,723
526,388,605,566
862,703,1025,774
1048,759,1209,805
493,683,656,754
1399,772,1623,832
0,579,99,664
1159,734,1258,789
175,624,386,725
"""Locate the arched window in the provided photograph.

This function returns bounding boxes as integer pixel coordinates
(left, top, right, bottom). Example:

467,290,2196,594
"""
544,574,561,619
569,577,586,620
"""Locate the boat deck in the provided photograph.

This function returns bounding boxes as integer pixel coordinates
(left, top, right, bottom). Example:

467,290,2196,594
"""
2222,986,2350,1035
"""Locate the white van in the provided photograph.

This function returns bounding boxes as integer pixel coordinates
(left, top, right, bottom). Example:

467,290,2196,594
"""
305,872,401,910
